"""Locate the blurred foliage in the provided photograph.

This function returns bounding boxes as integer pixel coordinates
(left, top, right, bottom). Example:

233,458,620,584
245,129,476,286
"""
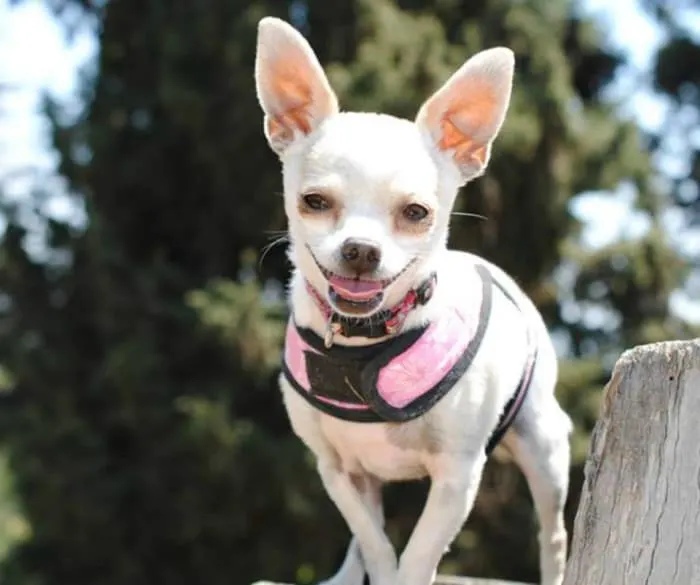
643,0,700,233
0,0,695,584
0,453,29,563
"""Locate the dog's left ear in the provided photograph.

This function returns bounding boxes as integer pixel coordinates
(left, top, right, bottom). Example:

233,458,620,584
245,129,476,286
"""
416,47,514,183
255,17,340,155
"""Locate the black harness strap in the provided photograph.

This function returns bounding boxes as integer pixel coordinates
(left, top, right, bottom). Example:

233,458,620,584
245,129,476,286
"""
484,276,537,454
282,265,537,455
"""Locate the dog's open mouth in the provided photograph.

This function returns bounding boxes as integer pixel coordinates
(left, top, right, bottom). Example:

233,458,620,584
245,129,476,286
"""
308,249,412,316
327,274,387,312
321,269,390,315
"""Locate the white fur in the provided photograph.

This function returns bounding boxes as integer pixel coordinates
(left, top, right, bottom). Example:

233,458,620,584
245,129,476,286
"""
255,17,572,585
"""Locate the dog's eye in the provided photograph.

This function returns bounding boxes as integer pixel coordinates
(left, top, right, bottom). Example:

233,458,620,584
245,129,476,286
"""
402,204,429,222
302,193,331,211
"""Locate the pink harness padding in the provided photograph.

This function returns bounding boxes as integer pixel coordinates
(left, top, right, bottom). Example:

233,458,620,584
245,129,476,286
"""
284,324,371,411
283,264,484,410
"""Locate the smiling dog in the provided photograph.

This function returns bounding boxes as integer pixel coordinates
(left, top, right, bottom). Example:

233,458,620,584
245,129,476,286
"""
254,16,572,585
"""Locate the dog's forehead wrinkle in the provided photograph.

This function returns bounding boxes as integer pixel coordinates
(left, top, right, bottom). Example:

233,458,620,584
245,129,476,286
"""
303,113,438,189
299,171,344,194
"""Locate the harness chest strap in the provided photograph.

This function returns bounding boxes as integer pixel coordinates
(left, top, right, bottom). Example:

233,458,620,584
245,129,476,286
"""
282,264,537,455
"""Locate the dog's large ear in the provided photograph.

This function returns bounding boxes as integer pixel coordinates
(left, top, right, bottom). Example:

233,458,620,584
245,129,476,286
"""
255,17,339,155
415,48,514,183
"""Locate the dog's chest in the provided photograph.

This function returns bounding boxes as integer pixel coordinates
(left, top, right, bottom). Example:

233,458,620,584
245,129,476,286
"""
282,261,490,425
319,416,429,481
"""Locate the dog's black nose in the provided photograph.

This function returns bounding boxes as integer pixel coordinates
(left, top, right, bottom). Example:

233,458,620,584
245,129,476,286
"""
340,239,381,275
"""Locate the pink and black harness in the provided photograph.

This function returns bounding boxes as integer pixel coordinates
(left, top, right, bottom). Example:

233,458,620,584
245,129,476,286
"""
282,263,536,455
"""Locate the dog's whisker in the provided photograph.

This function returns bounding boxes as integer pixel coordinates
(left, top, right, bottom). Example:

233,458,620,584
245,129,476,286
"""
451,211,488,221
259,234,289,268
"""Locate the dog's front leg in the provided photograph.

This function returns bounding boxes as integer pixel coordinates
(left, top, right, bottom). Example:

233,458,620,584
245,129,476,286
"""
320,475,384,585
396,454,486,585
317,460,397,585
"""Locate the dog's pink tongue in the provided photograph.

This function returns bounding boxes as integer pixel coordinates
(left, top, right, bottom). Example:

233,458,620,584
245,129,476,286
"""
329,276,383,301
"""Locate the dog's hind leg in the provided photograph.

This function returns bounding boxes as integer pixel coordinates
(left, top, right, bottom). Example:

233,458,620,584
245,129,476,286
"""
320,475,384,585
319,538,364,585
505,385,572,585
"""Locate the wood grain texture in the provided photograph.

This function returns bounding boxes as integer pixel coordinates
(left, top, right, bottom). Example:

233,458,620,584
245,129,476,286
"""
563,340,700,585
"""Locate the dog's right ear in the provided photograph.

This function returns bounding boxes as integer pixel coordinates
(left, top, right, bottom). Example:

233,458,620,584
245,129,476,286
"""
255,17,339,155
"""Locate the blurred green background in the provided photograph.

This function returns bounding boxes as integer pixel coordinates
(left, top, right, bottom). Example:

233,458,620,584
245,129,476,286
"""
0,0,698,584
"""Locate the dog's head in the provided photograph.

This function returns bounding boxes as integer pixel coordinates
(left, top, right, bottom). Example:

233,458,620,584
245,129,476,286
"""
254,17,514,318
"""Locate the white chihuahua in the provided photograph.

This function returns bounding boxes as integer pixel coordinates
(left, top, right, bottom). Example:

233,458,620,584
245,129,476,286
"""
254,16,572,585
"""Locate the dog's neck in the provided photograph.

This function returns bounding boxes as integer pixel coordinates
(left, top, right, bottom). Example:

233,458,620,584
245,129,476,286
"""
288,259,445,348
304,273,437,347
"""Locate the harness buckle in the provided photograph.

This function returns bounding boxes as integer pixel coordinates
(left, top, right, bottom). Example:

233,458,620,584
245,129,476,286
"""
324,316,342,348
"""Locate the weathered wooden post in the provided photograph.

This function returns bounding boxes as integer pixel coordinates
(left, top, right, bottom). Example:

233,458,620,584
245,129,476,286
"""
563,340,700,585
